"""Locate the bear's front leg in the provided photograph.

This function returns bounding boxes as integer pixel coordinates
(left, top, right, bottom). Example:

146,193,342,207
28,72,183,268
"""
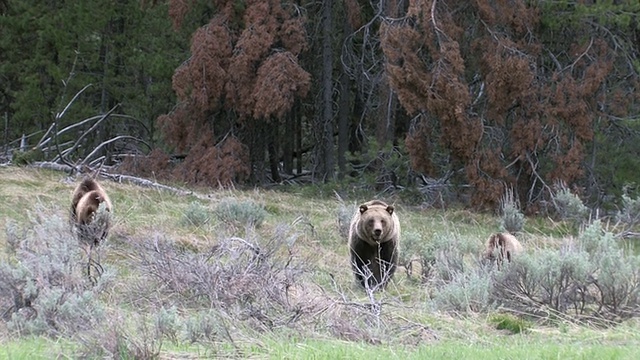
378,241,398,286
350,242,374,287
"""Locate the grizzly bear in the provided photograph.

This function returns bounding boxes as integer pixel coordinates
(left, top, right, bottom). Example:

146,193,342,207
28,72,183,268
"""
482,232,523,268
71,177,112,247
348,200,400,289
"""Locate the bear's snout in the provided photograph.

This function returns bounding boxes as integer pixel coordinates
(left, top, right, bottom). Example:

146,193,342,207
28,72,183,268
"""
373,228,382,238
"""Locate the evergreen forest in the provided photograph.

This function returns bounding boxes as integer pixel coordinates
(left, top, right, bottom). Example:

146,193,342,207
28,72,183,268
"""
2,0,640,212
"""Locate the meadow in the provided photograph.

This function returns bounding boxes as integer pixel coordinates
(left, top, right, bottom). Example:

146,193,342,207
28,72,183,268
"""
1,166,639,359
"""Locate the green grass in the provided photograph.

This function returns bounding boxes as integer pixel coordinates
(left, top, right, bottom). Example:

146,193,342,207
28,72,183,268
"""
488,313,532,334
0,337,75,360
1,166,640,359
251,336,640,360
2,331,639,360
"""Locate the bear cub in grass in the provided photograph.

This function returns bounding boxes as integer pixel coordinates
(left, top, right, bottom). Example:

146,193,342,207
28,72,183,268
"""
71,177,112,247
482,232,523,268
348,200,400,289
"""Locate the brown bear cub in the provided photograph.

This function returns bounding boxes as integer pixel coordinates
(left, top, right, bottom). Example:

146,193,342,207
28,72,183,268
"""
71,177,112,247
482,232,523,268
348,200,400,289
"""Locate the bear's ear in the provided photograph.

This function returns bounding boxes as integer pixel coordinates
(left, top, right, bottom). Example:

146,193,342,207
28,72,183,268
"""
497,234,505,247
386,205,394,215
359,205,368,214
487,234,497,247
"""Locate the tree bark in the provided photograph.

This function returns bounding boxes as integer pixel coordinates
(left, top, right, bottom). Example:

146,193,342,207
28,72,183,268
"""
268,120,282,182
283,108,294,174
337,9,353,180
349,90,364,153
296,111,302,175
320,0,335,181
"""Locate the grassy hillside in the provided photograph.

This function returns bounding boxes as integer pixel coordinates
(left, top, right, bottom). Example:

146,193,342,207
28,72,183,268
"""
0,166,639,359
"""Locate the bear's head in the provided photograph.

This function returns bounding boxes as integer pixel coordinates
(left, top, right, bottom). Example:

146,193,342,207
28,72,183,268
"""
482,233,502,262
358,202,395,243
482,233,521,266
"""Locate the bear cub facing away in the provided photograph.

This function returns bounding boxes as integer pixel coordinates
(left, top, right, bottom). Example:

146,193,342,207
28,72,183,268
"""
482,232,523,268
348,200,400,289
71,177,112,247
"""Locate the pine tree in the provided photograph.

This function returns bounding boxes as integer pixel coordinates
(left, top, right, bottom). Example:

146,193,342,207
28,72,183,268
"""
158,0,310,186
380,0,640,210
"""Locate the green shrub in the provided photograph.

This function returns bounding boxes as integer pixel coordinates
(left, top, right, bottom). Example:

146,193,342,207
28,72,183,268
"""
433,269,494,313
579,220,616,256
492,249,592,317
488,313,531,334
593,242,640,319
336,202,356,239
214,198,267,228
613,191,640,238
0,207,110,337
181,201,211,227
552,183,589,226
425,230,499,313
500,188,525,234
155,306,179,344
75,315,162,359
617,192,640,224
403,231,480,283
432,232,480,282
12,148,44,165
184,311,225,344
398,230,432,279
492,222,640,323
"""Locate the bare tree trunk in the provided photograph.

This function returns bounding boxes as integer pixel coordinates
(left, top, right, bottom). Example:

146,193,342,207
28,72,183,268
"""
99,32,109,115
268,120,282,182
320,0,335,181
586,116,600,204
337,10,353,180
98,19,115,158
337,73,351,179
376,0,404,146
296,110,302,175
3,112,7,155
377,76,398,146
283,109,294,174
350,91,364,153
248,122,266,184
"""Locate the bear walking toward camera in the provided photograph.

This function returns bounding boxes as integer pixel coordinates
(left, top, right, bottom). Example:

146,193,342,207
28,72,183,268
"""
71,177,112,247
348,200,400,289
482,232,523,268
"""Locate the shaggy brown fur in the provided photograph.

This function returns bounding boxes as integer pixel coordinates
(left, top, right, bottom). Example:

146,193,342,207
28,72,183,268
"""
71,178,108,220
348,200,400,289
71,178,112,246
482,232,523,268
